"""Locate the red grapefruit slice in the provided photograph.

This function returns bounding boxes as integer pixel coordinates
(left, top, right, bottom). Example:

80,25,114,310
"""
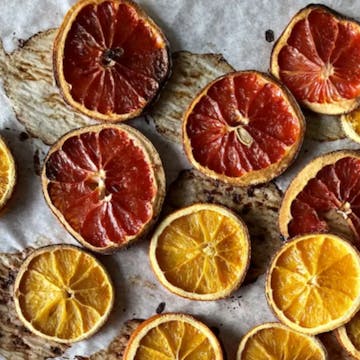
271,4,360,114
183,71,305,186
42,124,165,253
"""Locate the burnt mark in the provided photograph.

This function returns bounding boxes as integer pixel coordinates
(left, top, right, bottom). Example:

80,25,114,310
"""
156,302,166,314
265,29,275,42
19,132,29,142
33,149,41,176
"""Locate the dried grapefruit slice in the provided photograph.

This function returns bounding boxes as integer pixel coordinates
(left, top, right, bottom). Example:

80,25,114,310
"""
149,203,250,300
266,233,360,335
123,313,223,360
54,0,170,122
271,4,360,115
336,311,360,359
279,150,360,246
341,107,360,144
13,245,114,343
183,71,304,186
0,136,15,212
236,323,327,360
42,124,165,253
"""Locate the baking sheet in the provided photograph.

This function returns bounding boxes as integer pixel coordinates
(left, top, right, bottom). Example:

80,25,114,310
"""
0,0,359,358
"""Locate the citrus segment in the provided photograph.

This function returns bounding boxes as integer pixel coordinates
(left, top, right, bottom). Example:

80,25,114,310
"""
150,204,250,300
183,71,304,186
279,151,360,246
271,4,360,114
54,0,170,121
341,107,360,144
123,313,223,360
42,124,165,253
236,323,326,360
337,311,360,358
266,233,360,334
0,136,15,212
14,245,114,343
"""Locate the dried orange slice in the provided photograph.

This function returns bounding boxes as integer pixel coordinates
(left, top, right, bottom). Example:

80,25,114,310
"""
279,150,360,246
54,0,170,122
183,71,304,186
123,313,223,360
341,107,360,144
266,233,360,335
236,323,327,360
13,245,114,343
149,203,250,300
271,4,360,115
0,136,15,212
42,124,165,253
336,311,360,359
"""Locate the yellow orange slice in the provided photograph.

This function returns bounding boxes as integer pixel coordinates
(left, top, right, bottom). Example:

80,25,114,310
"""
13,245,114,343
237,323,327,359
337,311,360,359
149,203,250,300
0,136,15,212
123,313,223,360
266,233,360,334
341,108,360,144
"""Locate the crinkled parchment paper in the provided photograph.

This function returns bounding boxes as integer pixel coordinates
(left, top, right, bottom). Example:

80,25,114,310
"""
0,0,360,359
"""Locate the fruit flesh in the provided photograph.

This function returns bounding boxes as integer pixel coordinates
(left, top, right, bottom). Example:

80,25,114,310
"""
45,128,156,248
186,73,301,178
16,248,112,340
156,209,248,295
63,0,169,115
0,142,11,204
277,7,360,105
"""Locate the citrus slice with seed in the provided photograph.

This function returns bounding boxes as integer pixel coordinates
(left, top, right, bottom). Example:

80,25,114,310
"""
0,136,15,212
123,313,223,360
13,245,114,343
336,311,360,359
149,203,250,300
42,124,165,253
271,4,360,115
341,107,360,144
53,0,170,122
279,150,360,246
236,323,327,359
266,233,360,335
183,71,304,186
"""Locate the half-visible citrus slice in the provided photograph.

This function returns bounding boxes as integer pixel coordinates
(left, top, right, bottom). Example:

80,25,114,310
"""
13,245,114,343
123,313,223,360
236,323,327,360
341,107,360,144
336,311,360,359
279,150,360,246
149,203,250,300
42,124,165,253
183,71,304,186
54,0,170,122
271,4,360,115
266,233,360,335
0,136,15,212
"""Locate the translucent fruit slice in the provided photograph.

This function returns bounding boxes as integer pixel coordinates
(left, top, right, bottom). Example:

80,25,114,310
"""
149,203,250,300
183,71,304,186
271,4,360,114
266,233,360,335
341,107,360,144
336,311,360,359
0,136,15,212
123,313,223,360
13,245,114,343
42,124,165,253
279,150,360,248
236,323,327,360
54,0,170,122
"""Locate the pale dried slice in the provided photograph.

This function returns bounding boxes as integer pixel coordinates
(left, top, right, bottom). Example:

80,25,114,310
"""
151,51,235,143
166,169,283,283
341,107,360,144
123,313,223,360
236,323,327,359
336,311,360,359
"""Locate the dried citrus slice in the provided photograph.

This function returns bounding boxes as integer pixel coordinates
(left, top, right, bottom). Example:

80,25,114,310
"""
271,4,360,115
341,107,360,144
42,124,165,253
279,150,360,246
13,245,114,343
0,136,15,212
123,313,223,360
149,203,250,300
336,311,360,359
54,0,170,122
266,233,360,335
183,71,304,186
236,323,327,360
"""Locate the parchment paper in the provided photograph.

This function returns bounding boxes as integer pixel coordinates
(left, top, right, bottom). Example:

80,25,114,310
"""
0,0,360,359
